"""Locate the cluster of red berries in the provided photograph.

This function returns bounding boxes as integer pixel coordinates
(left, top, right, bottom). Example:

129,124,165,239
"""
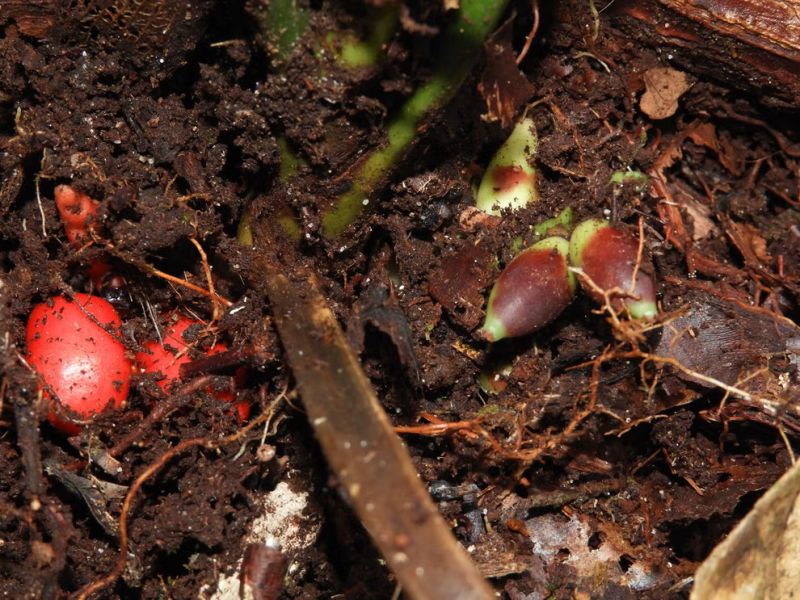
25,186,248,434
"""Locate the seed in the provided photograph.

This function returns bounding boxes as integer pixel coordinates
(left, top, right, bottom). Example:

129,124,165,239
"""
26,294,131,434
568,219,657,319
481,237,575,341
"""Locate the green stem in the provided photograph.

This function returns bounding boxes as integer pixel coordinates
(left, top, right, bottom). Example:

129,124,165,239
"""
332,5,399,69
253,0,310,63
322,0,510,238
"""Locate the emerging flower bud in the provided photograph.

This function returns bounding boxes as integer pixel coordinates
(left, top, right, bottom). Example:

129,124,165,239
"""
568,219,657,319
476,117,538,216
481,237,576,342
54,184,99,246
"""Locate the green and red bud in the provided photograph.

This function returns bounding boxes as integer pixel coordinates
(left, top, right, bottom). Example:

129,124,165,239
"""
481,237,576,342
532,206,573,239
568,219,657,319
476,117,538,216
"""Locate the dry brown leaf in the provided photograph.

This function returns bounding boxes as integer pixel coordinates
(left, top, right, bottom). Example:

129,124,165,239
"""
722,216,773,266
684,198,716,241
478,18,535,127
691,460,800,600
640,67,691,120
671,181,718,241
651,120,713,185
655,291,798,392
685,121,718,150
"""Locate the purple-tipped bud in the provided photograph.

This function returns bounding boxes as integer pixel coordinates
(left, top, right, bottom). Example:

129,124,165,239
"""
568,219,657,319
481,237,576,342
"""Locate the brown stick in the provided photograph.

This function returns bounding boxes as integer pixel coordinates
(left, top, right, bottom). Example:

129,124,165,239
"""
258,261,494,600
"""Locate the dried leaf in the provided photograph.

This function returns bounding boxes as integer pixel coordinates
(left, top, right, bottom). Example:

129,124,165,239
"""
721,214,773,267
684,198,716,241
478,19,535,127
656,291,798,391
691,461,800,600
671,181,717,241
428,241,493,330
524,513,666,595
640,67,691,120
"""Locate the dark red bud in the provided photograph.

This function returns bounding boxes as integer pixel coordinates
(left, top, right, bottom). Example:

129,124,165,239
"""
481,237,576,341
569,219,657,319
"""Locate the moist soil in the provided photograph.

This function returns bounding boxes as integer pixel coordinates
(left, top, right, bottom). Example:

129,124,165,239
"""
1,1,799,598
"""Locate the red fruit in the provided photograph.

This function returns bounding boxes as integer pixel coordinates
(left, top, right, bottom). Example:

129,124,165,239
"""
136,315,249,422
481,237,576,341
568,219,657,319
54,185,99,246
26,293,131,435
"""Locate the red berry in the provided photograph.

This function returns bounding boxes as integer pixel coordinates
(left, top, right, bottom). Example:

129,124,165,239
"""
26,293,131,435
136,315,249,422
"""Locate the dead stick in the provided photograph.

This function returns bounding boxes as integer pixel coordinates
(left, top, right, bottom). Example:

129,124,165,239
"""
257,261,494,600
14,400,44,504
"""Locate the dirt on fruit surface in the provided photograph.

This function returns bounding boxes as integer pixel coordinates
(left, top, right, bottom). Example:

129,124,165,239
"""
1,1,799,598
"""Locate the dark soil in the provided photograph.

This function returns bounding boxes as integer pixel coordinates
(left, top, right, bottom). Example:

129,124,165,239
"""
1,1,799,598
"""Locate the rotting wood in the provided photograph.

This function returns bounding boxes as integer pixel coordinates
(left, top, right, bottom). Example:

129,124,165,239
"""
612,0,800,109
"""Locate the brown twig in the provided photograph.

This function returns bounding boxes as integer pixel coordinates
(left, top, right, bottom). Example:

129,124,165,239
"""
178,348,251,380
256,260,495,599
102,241,233,307
14,398,45,503
188,237,224,320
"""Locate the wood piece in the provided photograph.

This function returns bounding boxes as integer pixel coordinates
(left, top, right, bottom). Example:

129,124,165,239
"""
612,0,800,109
257,259,494,600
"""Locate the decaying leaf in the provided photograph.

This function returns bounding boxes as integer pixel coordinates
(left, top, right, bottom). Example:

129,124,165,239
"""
656,289,798,392
721,214,773,268
691,460,800,600
428,240,494,330
478,18,536,127
640,67,692,119
670,181,718,241
524,512,666,595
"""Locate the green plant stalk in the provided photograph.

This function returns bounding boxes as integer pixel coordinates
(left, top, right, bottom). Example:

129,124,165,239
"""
509,207,573,256
277,136,307,181
254,0,310,62
334,5,399,69
610,169,648,186
237,210,254,247
322,0,510,238
238,139,306,245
